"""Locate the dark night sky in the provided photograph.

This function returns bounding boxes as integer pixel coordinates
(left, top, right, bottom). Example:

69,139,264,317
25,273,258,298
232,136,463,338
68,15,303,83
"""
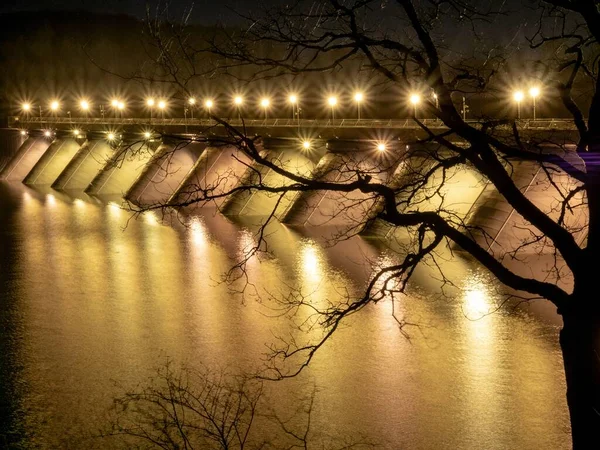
0,0,258,24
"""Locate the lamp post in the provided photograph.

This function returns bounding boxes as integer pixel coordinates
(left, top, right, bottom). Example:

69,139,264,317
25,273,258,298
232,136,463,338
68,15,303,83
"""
111,99,119,118
158,100,166,119
234,96,243,120
146,98,155,122
529,87,540,120
328,96,337,123
288,94,298,121
513,91,524,120
354,92,364,120
204,99,213,120
188,97,196,120
260,98,270,120
409,94,420,118
79,100,90,118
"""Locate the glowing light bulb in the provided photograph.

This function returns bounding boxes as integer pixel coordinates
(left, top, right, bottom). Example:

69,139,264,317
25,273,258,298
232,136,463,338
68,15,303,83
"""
409,94,420,105
302,140,311,149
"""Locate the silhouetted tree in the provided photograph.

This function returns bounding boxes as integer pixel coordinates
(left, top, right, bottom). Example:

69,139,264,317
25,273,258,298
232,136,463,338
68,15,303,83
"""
119,1,600,447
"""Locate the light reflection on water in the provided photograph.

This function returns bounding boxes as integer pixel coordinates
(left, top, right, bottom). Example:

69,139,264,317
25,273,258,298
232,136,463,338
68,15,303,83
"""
0,183,570,449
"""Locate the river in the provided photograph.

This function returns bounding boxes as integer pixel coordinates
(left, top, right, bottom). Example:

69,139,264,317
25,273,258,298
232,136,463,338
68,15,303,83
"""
0,181,570,449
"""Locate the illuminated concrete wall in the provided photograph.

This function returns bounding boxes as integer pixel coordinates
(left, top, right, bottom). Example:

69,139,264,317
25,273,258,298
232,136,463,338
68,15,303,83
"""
52,140,115,191
283,148,401,226
24,138,82,185
169,145,253,210
86,141,156,197
0,137,52,181
221,139,322,218
0,130,27,173
125,141,206,207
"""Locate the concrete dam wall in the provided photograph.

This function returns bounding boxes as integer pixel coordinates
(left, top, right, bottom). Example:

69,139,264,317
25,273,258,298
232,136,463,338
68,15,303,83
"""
0,129,578,255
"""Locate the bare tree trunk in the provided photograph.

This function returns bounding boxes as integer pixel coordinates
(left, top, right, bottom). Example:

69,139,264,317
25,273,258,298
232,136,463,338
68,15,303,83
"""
560,309,600,449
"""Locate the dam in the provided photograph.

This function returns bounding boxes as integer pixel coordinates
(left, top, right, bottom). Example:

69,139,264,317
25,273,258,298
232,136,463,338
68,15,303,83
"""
0,115,584,256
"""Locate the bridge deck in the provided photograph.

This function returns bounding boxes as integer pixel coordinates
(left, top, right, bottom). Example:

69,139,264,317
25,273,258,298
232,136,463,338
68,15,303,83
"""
10,116,580,131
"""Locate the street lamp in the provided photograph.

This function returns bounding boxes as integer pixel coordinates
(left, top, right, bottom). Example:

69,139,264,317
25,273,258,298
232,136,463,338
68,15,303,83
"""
513,90,524,119
234,95,243,119
377,142,386,152
529,87,540,120
328,96,338,122
111,99,120,118
146,98,155,121
302,140,311,150
409,93,420,117
79,100,90,117
204,99,214,118
21,103,31,115
117,101,125,118
260,97,270,120
354,92,364,120
288,94,298,121
158,100,166,119
50,100,60,115
188,97,196,119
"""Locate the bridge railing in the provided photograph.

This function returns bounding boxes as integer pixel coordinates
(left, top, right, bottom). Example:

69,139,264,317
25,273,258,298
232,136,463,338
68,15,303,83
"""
8,116,580,130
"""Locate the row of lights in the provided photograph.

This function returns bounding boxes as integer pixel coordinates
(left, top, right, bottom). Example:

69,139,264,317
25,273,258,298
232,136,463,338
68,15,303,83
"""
23,127,389,153
19,90,427,120
20,86,544,120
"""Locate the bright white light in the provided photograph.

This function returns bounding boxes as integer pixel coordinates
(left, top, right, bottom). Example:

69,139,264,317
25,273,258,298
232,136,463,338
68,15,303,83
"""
302,140,311,150
158,100,166,110
529,87,540,98
20,130,27,136
513,91,524,102
22,103,31,111
377,142,386,152
354,92,364,102
44,130,52,137
107,132,116,141
328,96,338,107
433,93,438,99
117,102,125,110
289,94,297,104
234,96,243,106
111,99,119,107
204,99,214,108
73,129,79,135
146,98,155,107
188,97,196,105
50,100,60,111
409,94,420,105
260,98,270,108
80,100,89,110
144,131,151,139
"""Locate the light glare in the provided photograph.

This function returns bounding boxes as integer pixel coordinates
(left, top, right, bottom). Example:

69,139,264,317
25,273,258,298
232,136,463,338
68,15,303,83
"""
409,94,420,105
354,92,364,102
529,87,540,98
328,96,338,107
513,91,524,102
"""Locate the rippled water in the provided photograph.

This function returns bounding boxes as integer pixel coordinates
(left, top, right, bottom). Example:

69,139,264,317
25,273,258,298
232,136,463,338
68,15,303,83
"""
0,182,570,449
